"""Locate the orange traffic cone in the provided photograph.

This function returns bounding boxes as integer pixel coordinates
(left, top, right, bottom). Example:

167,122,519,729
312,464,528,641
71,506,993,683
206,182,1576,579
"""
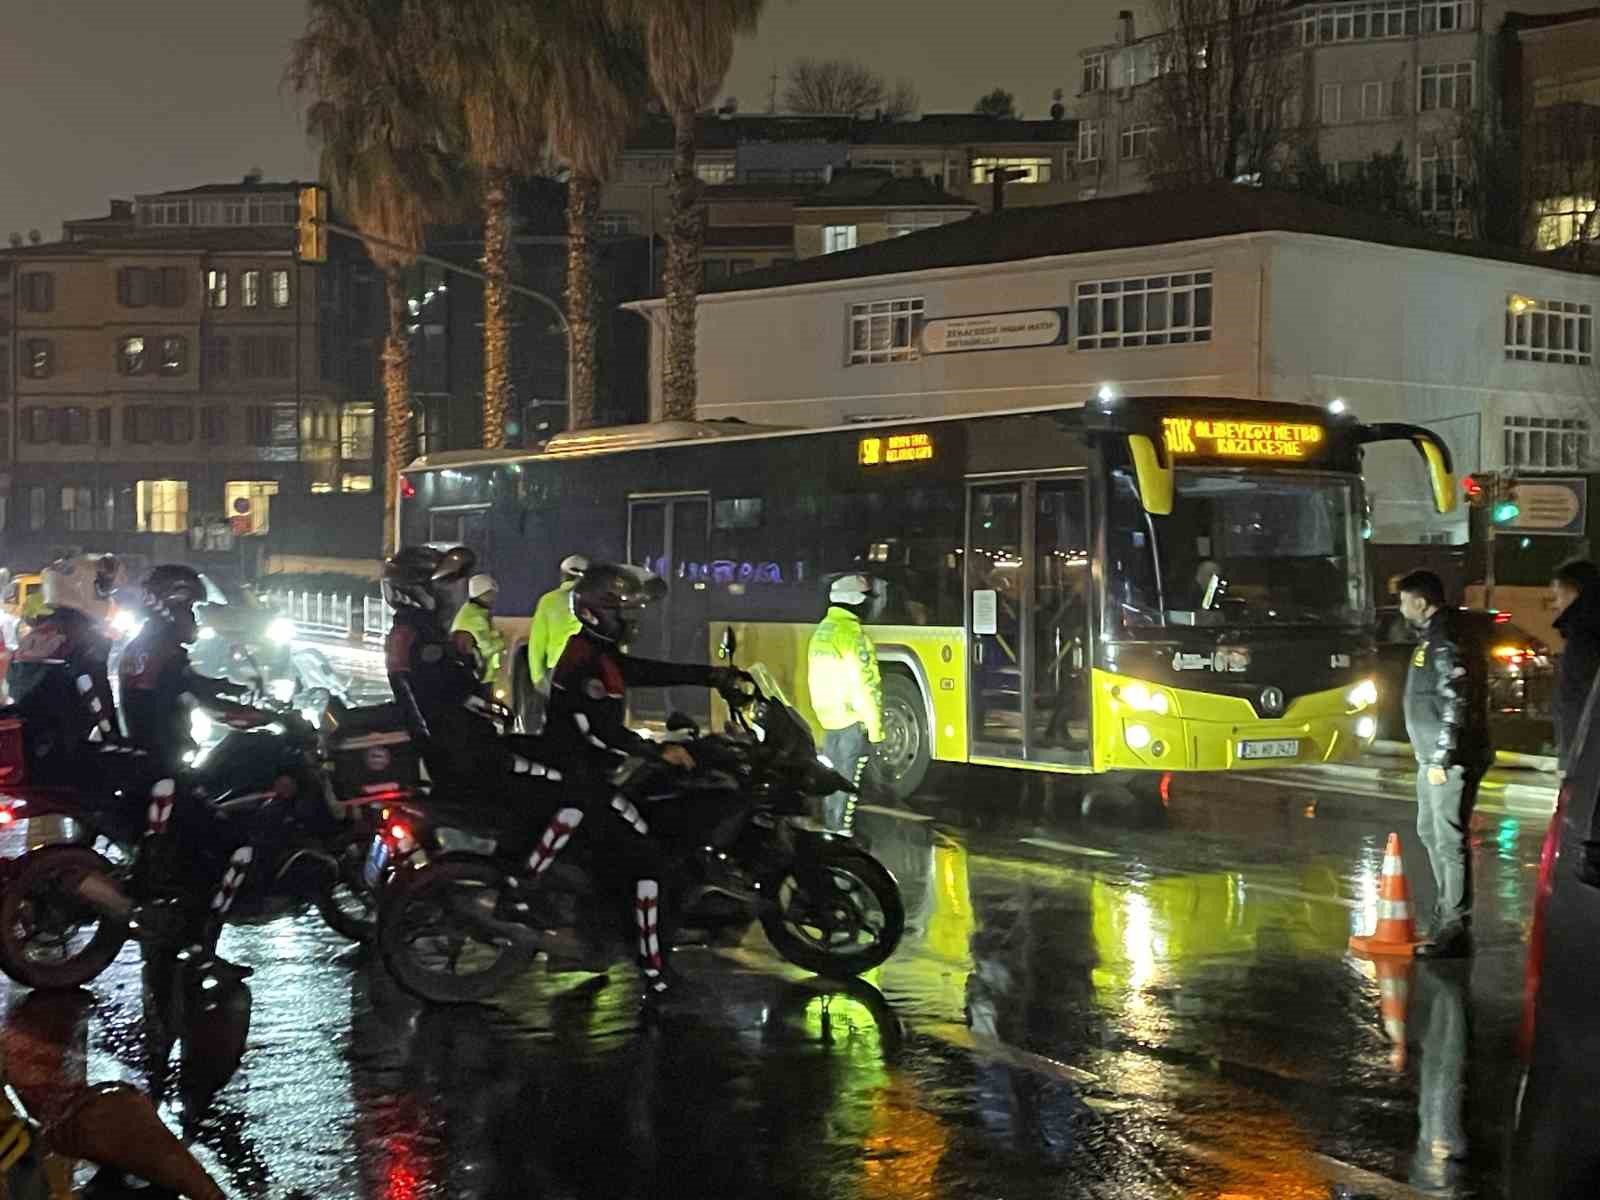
1349,832,1421,958
1374,957,1413,1071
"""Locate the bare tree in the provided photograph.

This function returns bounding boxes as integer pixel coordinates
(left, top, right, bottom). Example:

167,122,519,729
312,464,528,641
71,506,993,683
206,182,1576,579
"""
1142,0,1298,187
783,58,916,119
1527,99,1600,262
972,88,1017,119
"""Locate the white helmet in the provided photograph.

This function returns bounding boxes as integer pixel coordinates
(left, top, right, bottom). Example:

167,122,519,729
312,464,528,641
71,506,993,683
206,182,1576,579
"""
560,554,589,579
828,574,873,606
467,573,498,600
42,555,124,623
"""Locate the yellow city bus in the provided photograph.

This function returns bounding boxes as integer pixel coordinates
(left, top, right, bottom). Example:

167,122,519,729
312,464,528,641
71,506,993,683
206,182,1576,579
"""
397,396,1454,801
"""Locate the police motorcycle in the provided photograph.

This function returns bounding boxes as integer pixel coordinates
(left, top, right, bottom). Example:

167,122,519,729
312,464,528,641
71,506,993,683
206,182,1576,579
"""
376,647,907,1004
0,656,418,990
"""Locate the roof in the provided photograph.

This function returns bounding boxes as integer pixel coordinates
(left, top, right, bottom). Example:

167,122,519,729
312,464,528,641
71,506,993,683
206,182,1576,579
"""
697,184,1600,295
0,226,297,258
626,115,858,152
793,172,975,210
141,179,309,197
853,114,1077,147
622,113,1078,155
1504,6,1600,33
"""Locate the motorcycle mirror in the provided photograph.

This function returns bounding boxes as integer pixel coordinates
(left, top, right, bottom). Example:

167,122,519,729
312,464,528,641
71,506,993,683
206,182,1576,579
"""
718,626,737,662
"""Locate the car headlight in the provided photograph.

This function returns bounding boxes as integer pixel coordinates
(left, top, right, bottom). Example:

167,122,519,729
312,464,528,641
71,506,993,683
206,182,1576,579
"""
1356,715,1377,741
266,617,296,645
1346,678,1378,711
1125,722,1152,750
1117,682,1171,716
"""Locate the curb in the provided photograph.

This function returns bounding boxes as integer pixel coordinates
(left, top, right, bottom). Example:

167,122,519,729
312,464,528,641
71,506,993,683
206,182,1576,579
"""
1281,760,1556,810
1370,738,1557,774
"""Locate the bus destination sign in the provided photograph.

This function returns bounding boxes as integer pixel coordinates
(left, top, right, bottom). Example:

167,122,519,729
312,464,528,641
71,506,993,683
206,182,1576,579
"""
1162,417,1324,460
860,432,934,465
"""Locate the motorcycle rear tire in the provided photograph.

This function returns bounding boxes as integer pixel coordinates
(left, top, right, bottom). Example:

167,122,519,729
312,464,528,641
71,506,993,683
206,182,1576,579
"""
0,845,130,989
759,842,905,979
315,842,379,943
377,857,532,1004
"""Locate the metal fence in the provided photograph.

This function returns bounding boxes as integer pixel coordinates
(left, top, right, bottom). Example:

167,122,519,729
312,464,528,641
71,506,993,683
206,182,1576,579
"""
362,597,389,645
264,590,356,640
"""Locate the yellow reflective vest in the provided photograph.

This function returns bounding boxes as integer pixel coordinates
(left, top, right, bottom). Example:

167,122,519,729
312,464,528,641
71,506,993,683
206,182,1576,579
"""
807,606,884,742
528,581,580,682
450,598,505,684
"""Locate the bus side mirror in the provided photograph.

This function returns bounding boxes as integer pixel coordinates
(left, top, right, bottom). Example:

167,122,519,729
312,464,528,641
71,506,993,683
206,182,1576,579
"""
719,627,737,662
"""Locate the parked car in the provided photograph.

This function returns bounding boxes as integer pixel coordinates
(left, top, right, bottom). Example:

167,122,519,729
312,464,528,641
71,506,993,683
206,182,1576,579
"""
1373,606,1553,740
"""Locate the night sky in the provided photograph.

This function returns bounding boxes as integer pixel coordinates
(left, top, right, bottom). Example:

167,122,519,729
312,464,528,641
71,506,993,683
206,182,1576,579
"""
0,0,1100,240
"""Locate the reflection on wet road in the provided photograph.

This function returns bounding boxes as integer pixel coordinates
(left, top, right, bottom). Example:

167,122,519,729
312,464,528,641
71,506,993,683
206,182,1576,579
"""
0,764,1543,1198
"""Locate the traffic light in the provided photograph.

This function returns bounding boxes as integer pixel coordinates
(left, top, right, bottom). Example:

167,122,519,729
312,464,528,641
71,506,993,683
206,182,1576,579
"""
1462,474,1487,508
297,185,328,264
1492,477,1521,524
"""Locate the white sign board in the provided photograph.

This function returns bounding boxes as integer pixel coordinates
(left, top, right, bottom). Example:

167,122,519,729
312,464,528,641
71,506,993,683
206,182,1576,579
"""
972,590,998,635
922,310,1065,355
1496,477,1587,536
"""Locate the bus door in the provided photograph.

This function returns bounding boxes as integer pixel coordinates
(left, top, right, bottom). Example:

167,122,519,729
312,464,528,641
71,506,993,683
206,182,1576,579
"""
626,493,711,723
965,476,1091,766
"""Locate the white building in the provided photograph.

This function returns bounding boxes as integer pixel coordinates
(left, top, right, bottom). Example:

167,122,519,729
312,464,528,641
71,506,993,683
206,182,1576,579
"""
628,185,1600,546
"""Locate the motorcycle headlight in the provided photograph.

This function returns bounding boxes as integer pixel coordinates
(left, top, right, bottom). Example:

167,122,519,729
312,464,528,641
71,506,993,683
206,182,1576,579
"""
110,609,141,637
266,617,297,645
270,678,296,704
191,709,214,743
1346,678,1378,711
197,625,217,641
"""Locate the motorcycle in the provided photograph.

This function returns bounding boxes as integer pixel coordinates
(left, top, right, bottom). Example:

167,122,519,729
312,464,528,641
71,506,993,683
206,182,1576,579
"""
0,692,416,990
375,663,907,1004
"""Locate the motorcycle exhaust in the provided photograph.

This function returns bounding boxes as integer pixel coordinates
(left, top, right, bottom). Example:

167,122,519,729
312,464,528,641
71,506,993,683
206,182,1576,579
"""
72,871,134,921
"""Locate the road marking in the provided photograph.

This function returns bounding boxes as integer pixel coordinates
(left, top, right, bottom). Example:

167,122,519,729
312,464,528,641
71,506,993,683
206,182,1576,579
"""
1018,836,1118,859
1242,881,1361,910
855,804,934,823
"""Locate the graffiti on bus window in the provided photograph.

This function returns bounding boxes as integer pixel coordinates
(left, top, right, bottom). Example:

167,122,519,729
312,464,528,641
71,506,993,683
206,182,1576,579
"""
636,556,804,587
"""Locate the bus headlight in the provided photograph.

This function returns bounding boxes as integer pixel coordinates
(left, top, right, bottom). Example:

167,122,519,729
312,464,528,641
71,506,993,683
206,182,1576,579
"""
266,617,297,645
1356,715,1377,741
1117,683,1171,716
1125,723,1152,751
1346,678,1378,711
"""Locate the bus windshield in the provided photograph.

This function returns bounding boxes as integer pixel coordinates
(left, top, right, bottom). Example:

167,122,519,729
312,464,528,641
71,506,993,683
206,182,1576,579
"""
1108,469,1369,630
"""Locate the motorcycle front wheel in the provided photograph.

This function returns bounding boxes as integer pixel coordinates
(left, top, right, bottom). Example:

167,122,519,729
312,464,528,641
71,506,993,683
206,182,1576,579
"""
0,845,130,989
315,839,380,943
376,857,532,1004
759,842,905,978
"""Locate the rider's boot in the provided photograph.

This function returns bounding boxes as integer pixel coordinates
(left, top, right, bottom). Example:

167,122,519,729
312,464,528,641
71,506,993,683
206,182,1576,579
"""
495,806,584,925
635,878,684,1002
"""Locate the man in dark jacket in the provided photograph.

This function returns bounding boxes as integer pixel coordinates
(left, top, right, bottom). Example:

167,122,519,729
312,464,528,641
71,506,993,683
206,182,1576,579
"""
1397,570,1492,958
1550,560,1600,775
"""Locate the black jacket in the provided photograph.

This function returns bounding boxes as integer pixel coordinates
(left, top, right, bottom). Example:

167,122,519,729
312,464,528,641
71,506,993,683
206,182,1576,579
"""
1403,607,1492,770
1554,588,1600,769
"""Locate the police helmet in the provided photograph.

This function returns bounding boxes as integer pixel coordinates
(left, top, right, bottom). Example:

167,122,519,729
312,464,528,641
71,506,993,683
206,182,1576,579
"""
570,563,665,644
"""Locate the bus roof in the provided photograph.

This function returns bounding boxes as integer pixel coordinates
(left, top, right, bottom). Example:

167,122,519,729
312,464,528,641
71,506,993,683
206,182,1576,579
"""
402,395,1344,474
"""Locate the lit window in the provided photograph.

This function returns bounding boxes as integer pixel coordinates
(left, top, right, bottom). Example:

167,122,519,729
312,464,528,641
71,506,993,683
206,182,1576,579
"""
823,225,858,254
118,336,148,376
160,335,186,375
1081,52,1106,94
1077,121,1103,163
206,269,228,307
224,480,278,534
887,212,958,238
1504,415,1589,471
340,403,376,459
269,269,290,308
1420,62,1473,112
1076,272,1214,350
341,474,374,493
1505,296,1593,365
1119,123,1155,160
242,270,260,308
24,339,53,379
848,297,924,365
695,161,736,185
136,480,189,533
1535,196,1600,251
969,156,1053,185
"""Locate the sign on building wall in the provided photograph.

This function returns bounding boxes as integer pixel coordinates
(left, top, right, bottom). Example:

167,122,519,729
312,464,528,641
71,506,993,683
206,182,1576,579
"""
1495,477,1587,536
921,309,1067,355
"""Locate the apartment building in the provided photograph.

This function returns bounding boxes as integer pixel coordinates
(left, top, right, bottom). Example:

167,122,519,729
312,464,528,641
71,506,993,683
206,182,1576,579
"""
0,178,384,570
1074,1,1582,234
628,185,1600,549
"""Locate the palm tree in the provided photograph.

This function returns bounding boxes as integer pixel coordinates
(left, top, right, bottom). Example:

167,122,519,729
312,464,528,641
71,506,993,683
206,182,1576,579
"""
288,0,458,551
618,0,764,421
539,3,646,429
413,1,546,450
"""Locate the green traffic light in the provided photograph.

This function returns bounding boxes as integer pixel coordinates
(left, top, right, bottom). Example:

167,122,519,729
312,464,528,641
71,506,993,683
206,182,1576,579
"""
1492,500,1520,523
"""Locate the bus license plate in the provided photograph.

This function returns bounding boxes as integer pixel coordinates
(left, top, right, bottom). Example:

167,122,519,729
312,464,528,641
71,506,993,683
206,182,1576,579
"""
1239,738,1300,760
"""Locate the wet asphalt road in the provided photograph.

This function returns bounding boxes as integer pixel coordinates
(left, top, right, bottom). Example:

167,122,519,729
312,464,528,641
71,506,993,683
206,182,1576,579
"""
0,750,1548,1200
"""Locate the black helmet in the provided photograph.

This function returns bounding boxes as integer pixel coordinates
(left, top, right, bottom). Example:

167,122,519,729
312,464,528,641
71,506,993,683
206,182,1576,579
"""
383,546,443,610
570,563,665,644
432,545,476,587
141,563,205,642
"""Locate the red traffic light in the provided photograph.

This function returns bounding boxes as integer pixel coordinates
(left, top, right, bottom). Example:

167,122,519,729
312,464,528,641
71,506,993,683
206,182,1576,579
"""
1463,474,1484,498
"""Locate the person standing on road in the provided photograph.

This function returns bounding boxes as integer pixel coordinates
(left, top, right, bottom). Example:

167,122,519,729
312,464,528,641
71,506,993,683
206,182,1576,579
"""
525,554,587,730
808,574,885,834
451,573,506,693
1397,570,1492,959
1549,560,1600,776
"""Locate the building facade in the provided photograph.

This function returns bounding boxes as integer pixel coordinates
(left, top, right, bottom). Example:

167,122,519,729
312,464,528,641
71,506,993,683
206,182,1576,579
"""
628,187,1600,549
0,179,385,572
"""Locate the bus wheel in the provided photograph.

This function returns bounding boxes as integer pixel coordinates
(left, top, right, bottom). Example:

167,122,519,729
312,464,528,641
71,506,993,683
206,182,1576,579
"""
878,673,931,801
1080,773,1168,826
